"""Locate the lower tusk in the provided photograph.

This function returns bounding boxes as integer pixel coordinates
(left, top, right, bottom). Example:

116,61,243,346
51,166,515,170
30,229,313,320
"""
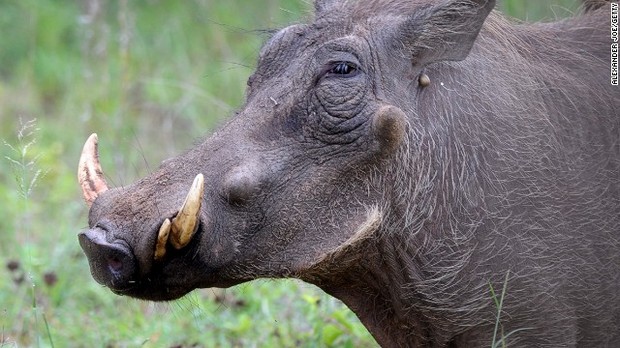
154,218,171,260
170,174,204,249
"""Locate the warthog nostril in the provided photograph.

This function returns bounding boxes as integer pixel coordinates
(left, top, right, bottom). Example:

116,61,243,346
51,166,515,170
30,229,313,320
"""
107,256,123,273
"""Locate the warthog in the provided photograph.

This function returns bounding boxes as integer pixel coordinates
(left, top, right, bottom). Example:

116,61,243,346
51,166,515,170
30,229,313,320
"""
77,0,619,346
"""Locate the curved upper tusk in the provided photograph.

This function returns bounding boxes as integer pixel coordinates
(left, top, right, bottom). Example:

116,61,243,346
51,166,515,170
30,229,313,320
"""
78,133,109,207
170,173,204,249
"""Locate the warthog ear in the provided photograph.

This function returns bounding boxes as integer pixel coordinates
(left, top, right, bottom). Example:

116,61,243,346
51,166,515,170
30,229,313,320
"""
396,0,495,66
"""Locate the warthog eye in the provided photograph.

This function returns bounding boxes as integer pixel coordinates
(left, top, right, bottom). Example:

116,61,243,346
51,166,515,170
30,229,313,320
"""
328,61,358,76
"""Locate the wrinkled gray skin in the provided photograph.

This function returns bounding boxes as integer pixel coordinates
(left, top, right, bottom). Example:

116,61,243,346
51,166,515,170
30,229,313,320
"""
79,0,620,346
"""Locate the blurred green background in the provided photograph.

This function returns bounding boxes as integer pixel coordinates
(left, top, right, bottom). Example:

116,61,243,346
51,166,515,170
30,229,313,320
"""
0,0,580,347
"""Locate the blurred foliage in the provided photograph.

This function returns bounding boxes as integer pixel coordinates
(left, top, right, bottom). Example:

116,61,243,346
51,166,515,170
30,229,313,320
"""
0,0,581,346
500,0,580,21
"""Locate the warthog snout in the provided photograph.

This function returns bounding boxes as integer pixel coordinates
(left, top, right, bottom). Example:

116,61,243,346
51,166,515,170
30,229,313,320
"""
78,228,137,292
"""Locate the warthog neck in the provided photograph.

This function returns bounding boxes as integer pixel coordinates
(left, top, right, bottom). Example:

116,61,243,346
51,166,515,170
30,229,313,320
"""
301,223,492,347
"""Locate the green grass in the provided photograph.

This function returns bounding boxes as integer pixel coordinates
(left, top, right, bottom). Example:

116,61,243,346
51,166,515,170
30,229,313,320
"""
488,271,534,348
0,0,579,346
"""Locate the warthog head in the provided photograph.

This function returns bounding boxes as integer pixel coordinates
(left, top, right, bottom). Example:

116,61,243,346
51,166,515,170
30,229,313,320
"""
78,0,495,302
